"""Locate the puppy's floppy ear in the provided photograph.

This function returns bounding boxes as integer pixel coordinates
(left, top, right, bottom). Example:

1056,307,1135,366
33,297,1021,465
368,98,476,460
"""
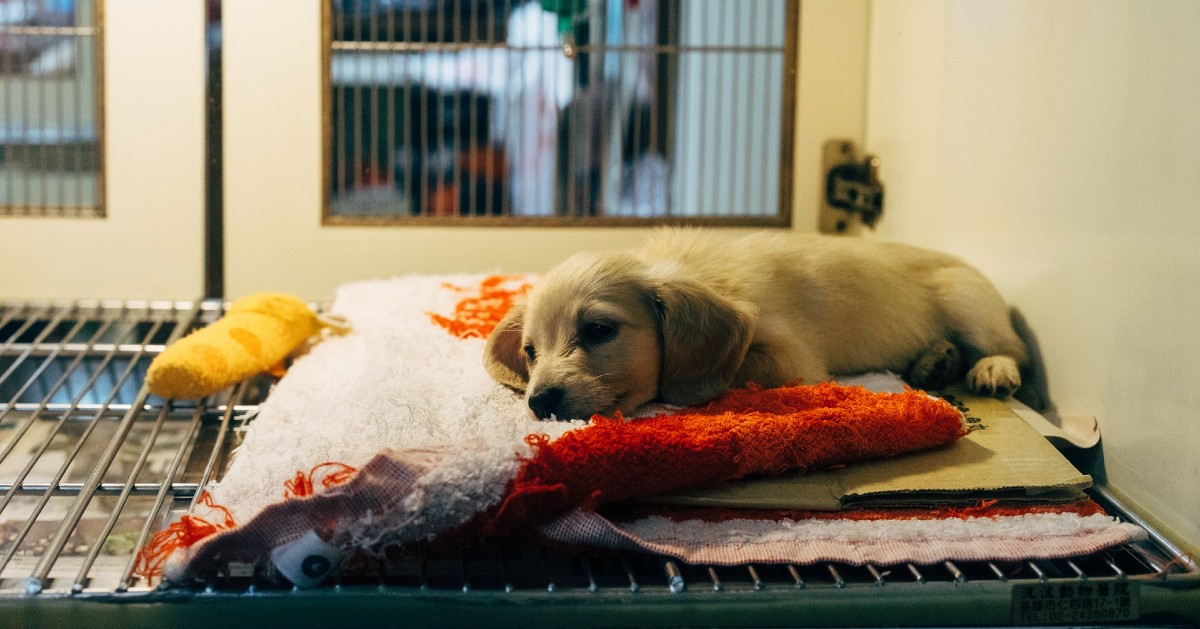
653,278,756,406
484,303,529,391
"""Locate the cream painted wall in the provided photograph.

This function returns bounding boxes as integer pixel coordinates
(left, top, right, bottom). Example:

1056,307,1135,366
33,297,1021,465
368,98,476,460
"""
0,1,205,300
222,0,870,300
866,0,1200,548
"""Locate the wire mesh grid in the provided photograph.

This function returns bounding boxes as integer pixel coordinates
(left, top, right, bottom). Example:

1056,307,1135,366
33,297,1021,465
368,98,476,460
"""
0,299,255,595
0,300,1195,612
0,0,103,217
325,0,795,225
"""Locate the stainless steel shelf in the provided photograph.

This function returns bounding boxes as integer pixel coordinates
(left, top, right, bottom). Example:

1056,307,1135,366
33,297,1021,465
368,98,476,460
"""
1,299,1196,627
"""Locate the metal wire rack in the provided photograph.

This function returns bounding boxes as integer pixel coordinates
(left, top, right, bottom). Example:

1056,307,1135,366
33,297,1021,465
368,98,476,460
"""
0,300,1196,626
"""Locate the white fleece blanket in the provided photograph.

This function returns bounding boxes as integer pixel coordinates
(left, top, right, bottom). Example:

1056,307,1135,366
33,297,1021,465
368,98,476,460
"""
210,274,580,524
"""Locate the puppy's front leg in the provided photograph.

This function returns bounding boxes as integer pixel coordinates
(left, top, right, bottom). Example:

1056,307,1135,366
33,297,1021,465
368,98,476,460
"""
735,343,828,389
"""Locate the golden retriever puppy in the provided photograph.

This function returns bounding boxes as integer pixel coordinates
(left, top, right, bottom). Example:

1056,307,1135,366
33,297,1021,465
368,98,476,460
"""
485,229,1026,420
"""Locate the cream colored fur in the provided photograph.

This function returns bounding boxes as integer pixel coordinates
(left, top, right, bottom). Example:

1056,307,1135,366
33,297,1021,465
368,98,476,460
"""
485,229,1026,420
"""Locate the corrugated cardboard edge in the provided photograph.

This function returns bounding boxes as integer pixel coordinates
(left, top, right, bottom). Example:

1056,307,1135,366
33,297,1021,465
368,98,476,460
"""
646,387,1093,511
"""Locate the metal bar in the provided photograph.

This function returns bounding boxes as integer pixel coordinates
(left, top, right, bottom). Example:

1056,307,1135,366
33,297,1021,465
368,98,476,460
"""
826,564,846,588
988,561,1008,581
368,7,380,215
944,560,965,584
436,4,447,218
1,480,200,496
21,13,32,213
334,5,348,211
458,549,471,593
579,555,596,593
1067,559,1087,581
0,340,175,355
52,21,66,213
332,41,784,54
907,563,926,584
205,13,225,298
749,4,762,214
620,555,639,593
247,561,264,594
1,35,11,211
702,8,716,217
0,25,96,36
540,549,557,593
786,564,804,589
90,0,104,215
352,10,364,206
1091,485,1197,572
385,7,396,211
400,1,414,215
596,6,610,217
1028,561,1048,582
867,564,886,586
1104,555,1127,580
188,380,251,511
503,547,519,593
74,26,85,212
707,566,723,592
321,207,790,228
747,564,764,590
1128,545,1168,577
663,559,684,593
457,1,472,218
2,401,211,415
426,46,438,218
727,2,739,216
39,24,49,213
417,553,429,589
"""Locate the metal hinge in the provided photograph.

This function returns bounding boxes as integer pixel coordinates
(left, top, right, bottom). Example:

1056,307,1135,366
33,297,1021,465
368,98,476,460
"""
819,140,884,235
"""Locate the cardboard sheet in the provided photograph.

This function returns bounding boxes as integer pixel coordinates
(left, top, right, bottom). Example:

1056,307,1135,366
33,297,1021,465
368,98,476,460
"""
646,386,1092,510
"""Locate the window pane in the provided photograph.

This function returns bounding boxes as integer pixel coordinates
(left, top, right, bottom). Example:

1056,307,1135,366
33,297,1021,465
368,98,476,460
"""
0,0,102,217
326,0,793,225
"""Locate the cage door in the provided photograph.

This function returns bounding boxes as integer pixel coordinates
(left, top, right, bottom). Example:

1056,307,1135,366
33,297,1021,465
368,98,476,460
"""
0,1,207,300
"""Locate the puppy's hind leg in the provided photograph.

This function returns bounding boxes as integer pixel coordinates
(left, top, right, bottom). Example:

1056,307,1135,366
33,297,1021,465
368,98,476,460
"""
931,267,1027,398
966,355,1022,397
906,339,964,390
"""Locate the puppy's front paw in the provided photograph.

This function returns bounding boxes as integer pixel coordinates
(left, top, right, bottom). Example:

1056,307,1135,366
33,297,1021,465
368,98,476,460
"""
907,340,964,389
966,356,1021,398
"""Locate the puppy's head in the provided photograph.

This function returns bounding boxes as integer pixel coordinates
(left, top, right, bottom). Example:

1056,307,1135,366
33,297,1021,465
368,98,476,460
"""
484,253,755,420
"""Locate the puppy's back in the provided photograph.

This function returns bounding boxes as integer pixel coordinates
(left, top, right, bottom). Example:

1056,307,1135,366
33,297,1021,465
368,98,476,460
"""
635,229,971,376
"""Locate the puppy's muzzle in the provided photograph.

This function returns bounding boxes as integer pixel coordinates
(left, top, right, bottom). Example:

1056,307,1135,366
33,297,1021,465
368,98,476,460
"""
528,387,565,420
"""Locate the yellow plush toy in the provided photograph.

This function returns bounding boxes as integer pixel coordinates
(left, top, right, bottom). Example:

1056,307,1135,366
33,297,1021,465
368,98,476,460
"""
146,292,347,400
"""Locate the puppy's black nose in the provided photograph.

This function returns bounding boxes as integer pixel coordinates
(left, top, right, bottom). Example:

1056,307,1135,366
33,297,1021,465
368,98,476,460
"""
528,387,564,420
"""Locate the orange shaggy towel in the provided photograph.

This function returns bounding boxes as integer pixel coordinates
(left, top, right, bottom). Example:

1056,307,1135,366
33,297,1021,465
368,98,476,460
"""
485,383,965,533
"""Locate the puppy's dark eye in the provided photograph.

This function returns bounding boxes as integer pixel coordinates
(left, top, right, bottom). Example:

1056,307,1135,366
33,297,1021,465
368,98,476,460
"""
581,322,617,344
523,344,537,362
